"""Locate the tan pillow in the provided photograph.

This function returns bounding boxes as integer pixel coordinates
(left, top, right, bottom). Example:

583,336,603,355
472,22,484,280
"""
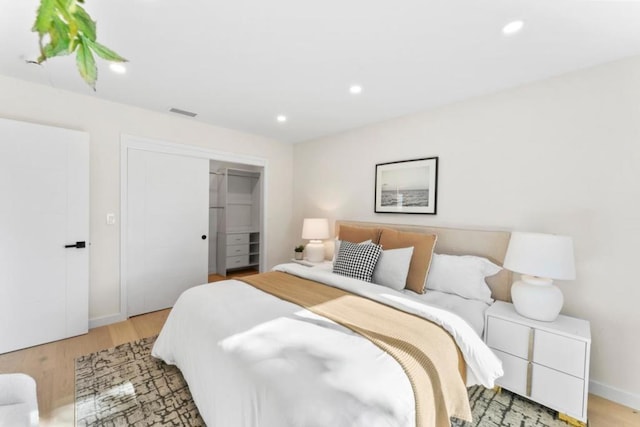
378,228,437,293
338,225,381,244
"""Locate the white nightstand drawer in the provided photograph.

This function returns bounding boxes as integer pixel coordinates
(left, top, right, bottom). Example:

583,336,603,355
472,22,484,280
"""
227,244,249,257
493,349,585,419
227,233,250,245
533,330,586,378
493,349,528,395
227,255,249,268
486,316,531,359
531,363,585,419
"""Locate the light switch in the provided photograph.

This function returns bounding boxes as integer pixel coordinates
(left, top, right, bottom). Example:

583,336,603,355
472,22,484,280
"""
106,213,116,225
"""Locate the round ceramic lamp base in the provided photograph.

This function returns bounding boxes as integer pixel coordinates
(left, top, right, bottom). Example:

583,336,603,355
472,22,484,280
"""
305,241,325,263
511,275,564,322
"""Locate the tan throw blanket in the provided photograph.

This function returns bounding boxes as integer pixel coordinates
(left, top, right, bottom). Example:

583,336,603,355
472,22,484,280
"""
239,271,472,427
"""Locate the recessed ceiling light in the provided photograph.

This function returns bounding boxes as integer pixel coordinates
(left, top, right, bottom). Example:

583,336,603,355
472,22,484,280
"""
502,20,524,36
349,85,363,94
276,115,287,123
109,62,127,74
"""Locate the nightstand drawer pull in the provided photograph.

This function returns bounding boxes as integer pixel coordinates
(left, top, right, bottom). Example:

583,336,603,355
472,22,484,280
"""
526,362,533,397
528,328,535,361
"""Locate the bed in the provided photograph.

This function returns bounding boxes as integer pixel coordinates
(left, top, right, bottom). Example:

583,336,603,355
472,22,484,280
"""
152,221,512,427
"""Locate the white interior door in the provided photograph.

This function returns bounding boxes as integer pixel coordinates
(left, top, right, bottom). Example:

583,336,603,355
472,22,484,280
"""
0,118,89,354
127,148,209,316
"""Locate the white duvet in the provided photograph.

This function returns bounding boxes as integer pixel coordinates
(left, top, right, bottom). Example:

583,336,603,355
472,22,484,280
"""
152,264,503,427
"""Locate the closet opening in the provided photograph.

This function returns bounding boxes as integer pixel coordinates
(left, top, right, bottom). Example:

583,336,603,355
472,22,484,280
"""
208,160,264,279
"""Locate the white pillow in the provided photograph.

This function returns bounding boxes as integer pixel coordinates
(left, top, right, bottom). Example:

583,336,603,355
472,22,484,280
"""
425,253,502,303
372,246,414,291
333,238,372,263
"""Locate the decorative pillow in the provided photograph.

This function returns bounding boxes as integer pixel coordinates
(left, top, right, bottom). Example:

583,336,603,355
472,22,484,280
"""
372,246,415,291
338,225,382,244
378,229,437,293
333,240,382,282
425,253,502,303
333,238,372,263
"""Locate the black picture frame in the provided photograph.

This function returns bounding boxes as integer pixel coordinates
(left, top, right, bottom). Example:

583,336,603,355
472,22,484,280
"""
374,157,438,214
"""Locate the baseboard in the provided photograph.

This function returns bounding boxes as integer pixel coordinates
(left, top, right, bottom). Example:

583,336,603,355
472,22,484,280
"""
590,379,640,410
89,312,127,329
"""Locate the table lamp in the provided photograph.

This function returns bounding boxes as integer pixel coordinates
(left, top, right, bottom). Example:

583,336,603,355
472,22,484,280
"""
503,231,575,322
302,218,330,262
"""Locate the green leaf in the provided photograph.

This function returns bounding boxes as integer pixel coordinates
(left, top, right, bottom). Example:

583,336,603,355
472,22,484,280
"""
42,35,71,59
33,0,55,34
40,14,72,58
36,12,72,62
32,0,126,88
53,0,75,22
53,0,78,39
84,38,127,62
42,42,70,59
73,5,96,41
76,37,97,89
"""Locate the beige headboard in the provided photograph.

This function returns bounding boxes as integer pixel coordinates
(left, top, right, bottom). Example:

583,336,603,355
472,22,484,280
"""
335,220,513,302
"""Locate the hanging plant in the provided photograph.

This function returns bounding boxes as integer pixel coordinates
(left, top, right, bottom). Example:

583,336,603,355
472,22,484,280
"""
31,0,127,89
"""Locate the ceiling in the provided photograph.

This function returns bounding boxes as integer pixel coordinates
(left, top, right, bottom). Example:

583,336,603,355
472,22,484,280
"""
1,0,640,143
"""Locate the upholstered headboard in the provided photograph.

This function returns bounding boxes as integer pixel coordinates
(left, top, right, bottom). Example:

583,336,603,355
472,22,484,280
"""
334,220,513,302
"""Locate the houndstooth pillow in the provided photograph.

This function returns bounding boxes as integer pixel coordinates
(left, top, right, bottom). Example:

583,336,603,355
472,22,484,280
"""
333,240,382,282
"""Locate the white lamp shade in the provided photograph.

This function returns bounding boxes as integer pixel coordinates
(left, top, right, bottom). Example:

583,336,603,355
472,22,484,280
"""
504,232,576,280
301,218,330,240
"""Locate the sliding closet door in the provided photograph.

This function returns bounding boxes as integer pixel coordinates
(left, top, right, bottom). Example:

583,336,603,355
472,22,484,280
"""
126,149,209,316
0,118,89,354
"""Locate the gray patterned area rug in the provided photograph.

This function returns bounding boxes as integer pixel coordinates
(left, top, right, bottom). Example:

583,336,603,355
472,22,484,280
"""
75,336,570,426
75,336,204,426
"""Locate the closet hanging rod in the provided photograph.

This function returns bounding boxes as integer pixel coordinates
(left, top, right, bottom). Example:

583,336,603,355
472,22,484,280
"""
212,170,260,179
210,171,259,179
228,172,259,179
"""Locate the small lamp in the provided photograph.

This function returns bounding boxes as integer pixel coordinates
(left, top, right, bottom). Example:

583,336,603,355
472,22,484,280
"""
302,218,330,263
503,232,575,322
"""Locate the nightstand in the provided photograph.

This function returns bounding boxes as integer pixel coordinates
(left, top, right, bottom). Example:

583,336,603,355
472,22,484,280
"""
484,301,591,425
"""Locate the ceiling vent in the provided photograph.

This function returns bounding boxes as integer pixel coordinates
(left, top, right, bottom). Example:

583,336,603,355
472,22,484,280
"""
169,107,197,118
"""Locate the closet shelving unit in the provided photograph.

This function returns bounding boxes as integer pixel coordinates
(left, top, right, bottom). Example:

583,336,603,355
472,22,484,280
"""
215,168,261,276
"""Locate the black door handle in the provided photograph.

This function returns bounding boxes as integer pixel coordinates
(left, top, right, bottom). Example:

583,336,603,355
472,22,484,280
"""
201,235,207,240
65,241,86,248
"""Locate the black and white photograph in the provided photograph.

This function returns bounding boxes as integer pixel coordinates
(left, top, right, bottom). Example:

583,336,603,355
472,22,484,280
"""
375,157,438,214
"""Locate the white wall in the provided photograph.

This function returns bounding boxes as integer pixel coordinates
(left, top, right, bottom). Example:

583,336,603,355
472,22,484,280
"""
0,75,294,323
293,56,640,407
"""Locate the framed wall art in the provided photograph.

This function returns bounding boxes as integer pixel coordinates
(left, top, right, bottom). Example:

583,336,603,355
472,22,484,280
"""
374,157,438,214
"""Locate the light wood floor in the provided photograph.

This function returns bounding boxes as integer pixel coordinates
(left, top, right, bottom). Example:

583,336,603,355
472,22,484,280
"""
1,269,637,426
0,309,171,426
